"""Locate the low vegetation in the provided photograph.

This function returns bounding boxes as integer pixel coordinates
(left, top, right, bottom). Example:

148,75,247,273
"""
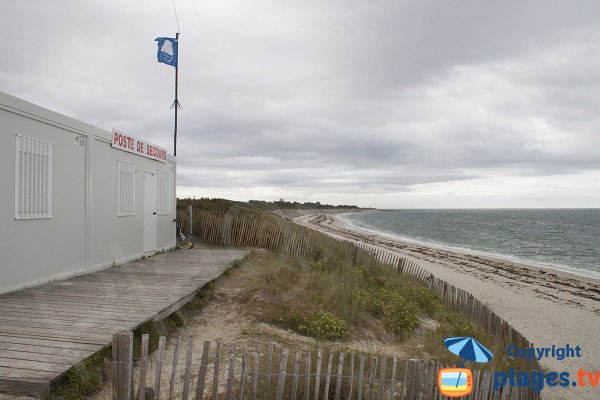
43,348,111,400
235,250,536,372
238,250,440,340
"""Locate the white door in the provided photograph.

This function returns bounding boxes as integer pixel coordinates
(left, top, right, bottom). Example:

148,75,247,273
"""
143,172,158,253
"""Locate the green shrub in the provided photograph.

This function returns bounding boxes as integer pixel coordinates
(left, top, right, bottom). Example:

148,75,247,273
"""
383,297,420,337
360,287,420,337
292,310,350,340
444,315,483,339
45,348,110,400
167,312,184,328
407,284,442,315
360,267,386,288
359,288,390,318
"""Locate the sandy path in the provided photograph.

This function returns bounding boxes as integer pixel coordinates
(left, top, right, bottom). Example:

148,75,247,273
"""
296,213,600,400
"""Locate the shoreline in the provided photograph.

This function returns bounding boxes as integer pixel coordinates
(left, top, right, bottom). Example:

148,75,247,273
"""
296,212,600,400
337,211,600,284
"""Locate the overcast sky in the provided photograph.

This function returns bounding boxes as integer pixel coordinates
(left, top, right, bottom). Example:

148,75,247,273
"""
1,1,600,208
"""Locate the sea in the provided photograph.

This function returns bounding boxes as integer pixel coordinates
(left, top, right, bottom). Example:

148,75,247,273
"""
340,209,600,278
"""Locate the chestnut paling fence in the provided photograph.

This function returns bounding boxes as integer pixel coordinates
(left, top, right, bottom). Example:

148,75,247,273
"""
112,334,540,400
112,208,542,399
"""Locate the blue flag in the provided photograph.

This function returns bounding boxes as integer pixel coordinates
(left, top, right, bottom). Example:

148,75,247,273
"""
155,37,178,67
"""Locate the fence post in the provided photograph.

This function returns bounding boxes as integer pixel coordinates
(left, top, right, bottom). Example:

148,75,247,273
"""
194,341,211,400
398,360,408,400
112,331,133,400
275,349,289,400
188,205,193,235
348,353,355,400
405,359,420,400
138,334,149,400
239,345,248,400
323,352,334,400
367,357,377,400
265,345,274,399
182,337,194,400
252,351,260,400
389,357,397,400
213,340,222,400
357,355,365,400
168,337,181,400
304,352,311,400
154,336,167,399
226,344,236,400
292,351,302,399
334,352,345,400
379,356,387,400
314,349,323,400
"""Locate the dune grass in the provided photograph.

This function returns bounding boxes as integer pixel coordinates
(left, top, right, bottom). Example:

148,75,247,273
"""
235,250,537,372
239,250,441,339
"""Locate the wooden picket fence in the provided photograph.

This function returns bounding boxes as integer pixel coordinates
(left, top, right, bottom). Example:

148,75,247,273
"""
178,209,534,353
112,334,541,400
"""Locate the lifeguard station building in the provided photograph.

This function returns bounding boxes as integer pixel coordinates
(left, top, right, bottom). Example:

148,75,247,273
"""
0,91,177,294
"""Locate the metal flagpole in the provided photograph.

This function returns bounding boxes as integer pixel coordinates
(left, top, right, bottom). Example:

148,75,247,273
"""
173,32,180,157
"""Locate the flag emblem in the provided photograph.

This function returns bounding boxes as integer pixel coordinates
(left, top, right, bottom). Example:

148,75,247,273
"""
155,37,178,67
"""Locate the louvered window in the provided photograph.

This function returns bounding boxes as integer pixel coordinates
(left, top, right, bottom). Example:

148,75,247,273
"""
118,161,135,216
157,170,171,214
15,135,53,219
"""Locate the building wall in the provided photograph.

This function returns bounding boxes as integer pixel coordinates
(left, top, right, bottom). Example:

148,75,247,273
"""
90,138,176,267
0,91,176,294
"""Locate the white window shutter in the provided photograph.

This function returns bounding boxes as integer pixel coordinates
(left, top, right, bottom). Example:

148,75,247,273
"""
15,135,53,219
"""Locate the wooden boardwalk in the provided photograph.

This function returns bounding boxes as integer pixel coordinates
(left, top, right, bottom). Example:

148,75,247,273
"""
0,247,250,396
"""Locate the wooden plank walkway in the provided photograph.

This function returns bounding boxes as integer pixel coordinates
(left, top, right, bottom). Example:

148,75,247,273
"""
0,247,250,396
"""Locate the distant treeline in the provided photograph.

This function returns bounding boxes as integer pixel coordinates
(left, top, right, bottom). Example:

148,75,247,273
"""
248,199,372,210
177,197,372,212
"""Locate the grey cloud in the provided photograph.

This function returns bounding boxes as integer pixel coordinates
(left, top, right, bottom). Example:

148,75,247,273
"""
1,0,599,207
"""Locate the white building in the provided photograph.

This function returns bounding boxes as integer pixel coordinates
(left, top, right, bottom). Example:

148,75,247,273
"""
0,91,176,294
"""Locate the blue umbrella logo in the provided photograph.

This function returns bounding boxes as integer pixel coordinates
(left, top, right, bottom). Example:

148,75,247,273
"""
444,336,493,388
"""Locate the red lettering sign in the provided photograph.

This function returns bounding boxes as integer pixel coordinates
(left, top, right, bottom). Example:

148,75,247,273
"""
111,129,168,163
